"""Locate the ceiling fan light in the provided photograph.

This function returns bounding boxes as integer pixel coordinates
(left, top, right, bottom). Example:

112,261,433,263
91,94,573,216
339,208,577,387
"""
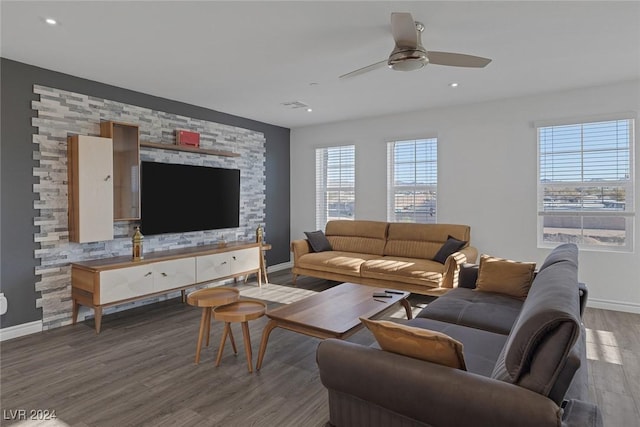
390,58,426,72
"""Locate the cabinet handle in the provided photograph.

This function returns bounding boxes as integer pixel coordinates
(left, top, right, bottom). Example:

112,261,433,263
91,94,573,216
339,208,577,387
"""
145,272,152,277
221,261,227,265
232,256,237,260
104,175,111,181
161,272,168,277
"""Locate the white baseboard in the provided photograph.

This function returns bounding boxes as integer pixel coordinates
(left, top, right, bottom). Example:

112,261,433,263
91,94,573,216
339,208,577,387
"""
0,320,43,341
587,298,640,314
267,261,292,273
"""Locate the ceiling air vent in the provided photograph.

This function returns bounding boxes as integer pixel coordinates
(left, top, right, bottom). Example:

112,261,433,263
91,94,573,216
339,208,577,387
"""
281,101,309,109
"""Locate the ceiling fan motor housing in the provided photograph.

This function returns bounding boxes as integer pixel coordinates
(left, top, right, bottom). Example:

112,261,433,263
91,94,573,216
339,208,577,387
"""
388,47,429,71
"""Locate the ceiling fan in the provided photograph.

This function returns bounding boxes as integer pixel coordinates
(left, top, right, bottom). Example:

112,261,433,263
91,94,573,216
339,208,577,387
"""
340,12,492,79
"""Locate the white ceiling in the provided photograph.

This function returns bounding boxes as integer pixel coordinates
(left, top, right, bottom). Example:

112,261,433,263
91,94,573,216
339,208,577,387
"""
2,1,639,129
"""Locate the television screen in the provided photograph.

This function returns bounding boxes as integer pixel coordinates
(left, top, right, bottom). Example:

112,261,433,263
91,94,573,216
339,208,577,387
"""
140,161,240,235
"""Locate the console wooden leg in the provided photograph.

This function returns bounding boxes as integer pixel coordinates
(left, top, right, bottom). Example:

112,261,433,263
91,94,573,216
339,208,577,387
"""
401,298,413,319
195,307,208,364
181,290,186,303
72,299,79,325
256,320,277,371
241,321,253,373
94,306,103,334
216,322,231,367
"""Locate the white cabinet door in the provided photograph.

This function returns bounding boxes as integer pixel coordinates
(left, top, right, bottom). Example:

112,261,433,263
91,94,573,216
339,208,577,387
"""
153,258,196,292
196,253,231,283
100,264,154,304
69,135,114,243
229,247,260,275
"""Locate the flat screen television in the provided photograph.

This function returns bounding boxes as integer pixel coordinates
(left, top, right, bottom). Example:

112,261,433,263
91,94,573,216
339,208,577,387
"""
140,161,240,235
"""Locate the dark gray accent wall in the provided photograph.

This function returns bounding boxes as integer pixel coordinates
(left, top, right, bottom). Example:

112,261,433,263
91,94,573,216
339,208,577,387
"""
0,58,290,328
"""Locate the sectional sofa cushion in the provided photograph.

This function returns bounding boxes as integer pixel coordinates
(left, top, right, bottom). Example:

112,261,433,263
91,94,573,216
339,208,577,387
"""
476,254,536,300
416,287,523,335
491,245,581,397
297,251,380,277
325,220,388,255
361,318,467,370
383,223,471,260
360,257,445,287
304,230,332,252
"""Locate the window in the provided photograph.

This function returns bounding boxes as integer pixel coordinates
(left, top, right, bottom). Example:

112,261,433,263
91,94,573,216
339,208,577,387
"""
315,145,355,229
537,118,635,251
387,138,437,223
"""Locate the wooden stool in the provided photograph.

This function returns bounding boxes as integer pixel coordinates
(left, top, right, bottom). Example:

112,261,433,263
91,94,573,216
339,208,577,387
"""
213,300,267,373
186,287,240,364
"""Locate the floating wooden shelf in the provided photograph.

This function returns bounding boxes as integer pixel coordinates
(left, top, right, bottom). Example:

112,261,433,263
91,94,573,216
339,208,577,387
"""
140,141,239,158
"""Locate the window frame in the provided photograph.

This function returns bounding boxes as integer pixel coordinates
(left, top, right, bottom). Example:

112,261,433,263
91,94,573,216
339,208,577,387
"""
387,138,438,224
315,145,355,230
536,117,635,252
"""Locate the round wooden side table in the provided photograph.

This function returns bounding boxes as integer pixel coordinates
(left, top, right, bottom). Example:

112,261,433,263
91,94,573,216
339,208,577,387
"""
186,287,240,364
213,300,267,373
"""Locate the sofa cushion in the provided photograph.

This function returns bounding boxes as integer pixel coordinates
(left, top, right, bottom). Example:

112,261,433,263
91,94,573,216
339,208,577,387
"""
325,220,388,255
406,318,508,376
297,251,380,277
491,244,581,397
384,223,470,259
475,254,536,300
361,257,445,287
304,230,332,252
361,318,466,370
417,287,523,335
433,235,467,264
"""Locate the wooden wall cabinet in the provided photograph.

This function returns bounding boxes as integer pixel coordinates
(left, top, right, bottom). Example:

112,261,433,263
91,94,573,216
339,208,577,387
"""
68,135,114,243
100,121,140,220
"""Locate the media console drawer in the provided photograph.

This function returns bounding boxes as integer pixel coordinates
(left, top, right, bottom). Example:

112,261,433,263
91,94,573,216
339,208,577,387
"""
71,242,262,333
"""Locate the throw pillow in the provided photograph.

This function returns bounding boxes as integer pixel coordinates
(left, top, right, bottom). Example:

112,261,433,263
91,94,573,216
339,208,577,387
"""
360,317,466,370
475,254,536,300
304,230,332,252
433,235,467,264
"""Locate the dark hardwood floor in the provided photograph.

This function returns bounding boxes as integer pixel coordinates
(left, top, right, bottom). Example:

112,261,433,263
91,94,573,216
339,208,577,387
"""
1,271,637,426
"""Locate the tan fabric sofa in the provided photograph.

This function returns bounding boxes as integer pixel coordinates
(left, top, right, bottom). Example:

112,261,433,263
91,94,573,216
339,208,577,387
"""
291,220,478,296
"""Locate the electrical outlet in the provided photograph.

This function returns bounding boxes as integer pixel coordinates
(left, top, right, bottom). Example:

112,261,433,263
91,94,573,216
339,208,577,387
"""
0,293,7,315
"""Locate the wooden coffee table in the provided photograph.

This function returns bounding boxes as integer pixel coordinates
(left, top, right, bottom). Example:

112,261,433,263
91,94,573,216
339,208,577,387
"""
255,282,412,370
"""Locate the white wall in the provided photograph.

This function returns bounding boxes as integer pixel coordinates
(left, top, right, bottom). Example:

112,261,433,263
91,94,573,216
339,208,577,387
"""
291,80,640,313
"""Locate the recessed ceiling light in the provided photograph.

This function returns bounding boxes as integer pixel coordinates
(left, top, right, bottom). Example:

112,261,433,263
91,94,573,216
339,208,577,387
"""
306,108,313,112
45,18,57,25
449,83,459,88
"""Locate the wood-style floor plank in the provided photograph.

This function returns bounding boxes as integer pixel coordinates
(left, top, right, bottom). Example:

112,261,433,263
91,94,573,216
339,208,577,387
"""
1,271,637,427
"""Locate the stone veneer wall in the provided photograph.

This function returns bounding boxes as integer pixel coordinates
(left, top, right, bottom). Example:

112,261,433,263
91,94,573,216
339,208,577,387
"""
32,85,266,330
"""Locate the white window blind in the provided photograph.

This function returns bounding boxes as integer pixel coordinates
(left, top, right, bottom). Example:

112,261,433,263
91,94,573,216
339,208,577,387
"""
537,118,634,251
315,145,355,230
387,139,437,223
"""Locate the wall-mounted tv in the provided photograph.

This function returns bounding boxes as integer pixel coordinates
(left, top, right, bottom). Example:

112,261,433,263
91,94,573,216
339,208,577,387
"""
140,161,240,235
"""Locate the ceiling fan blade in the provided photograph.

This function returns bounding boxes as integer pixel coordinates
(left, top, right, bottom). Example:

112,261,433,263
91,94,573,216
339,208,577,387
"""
339,60,388,79
427,51,492,68
391,12,418,47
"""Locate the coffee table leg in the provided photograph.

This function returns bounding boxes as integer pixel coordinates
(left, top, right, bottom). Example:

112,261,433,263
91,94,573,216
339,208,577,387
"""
241,322,253,373
216,322,231,367
229,325,237,354
195,307,208,364
256,320,277,371
401,298,413,319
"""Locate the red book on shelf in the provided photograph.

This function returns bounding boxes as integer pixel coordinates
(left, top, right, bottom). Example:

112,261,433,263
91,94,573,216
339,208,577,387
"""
176,130,200,147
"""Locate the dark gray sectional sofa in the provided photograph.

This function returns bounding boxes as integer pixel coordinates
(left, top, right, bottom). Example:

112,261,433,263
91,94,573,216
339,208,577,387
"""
316,243,602,427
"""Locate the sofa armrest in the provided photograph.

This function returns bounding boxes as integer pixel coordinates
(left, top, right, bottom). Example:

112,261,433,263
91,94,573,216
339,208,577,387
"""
291,239,311,265
460,245,478,264
317,339,564,427
441,251,467,289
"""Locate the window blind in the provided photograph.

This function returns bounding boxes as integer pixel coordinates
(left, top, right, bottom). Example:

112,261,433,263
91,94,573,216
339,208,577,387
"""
315,145,355,230
387,139,437,223
537,119,634,251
